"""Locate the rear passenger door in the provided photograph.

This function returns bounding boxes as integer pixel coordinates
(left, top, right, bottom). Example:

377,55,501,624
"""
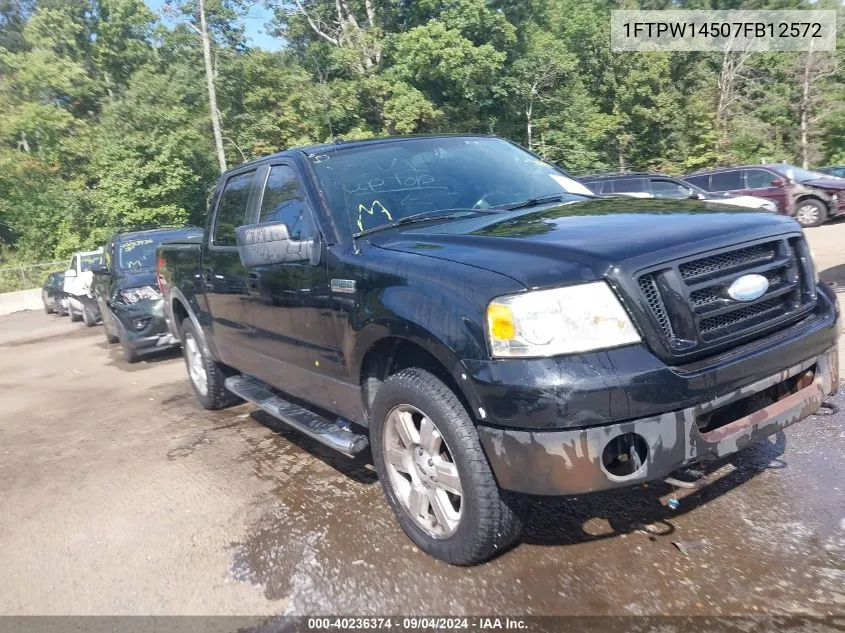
202,168,259,369
743,168,787,212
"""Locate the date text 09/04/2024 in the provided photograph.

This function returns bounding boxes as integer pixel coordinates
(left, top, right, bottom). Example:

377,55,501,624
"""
307,617,527,630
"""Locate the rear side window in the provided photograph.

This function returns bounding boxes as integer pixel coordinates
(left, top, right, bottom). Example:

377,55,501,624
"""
744,169,777,189
213,170,256,246
710,170,742,191
582,180,603,194
611,178,647,193
685,175,710,190
258,165,311,240
650,179,692,199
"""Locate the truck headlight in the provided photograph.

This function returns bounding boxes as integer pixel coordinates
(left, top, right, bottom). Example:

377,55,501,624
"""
486,282,641,358
120,286,160,304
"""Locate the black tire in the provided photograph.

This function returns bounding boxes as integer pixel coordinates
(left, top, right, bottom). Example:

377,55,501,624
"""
82,304,97,327
116,323,140,363
794,198,828,228
69,305,82,322
179,318,240,410
370,368,525,565
104,327,119,344
43,301,53,315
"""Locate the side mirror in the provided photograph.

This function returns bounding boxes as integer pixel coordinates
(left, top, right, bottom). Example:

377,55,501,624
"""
65,269,77,278
771,178,784,187
91,264,110,276
688,191,703,200
235,221,315,267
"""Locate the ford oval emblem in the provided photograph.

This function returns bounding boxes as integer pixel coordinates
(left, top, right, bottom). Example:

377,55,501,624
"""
727,274,769,302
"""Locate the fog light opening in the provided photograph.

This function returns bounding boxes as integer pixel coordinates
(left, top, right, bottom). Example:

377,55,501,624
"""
601,432,649,478
134,317,151,331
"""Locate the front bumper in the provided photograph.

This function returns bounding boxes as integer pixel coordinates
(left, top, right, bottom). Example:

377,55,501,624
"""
113,298,178,352
479,345,838,495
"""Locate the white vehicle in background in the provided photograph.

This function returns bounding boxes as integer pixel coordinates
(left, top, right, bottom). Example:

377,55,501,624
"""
63,248,104,327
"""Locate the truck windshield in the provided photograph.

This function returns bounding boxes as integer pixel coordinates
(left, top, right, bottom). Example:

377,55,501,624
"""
119,238,157,270
770,164,820,184
80,253,103,271
307,137,591,234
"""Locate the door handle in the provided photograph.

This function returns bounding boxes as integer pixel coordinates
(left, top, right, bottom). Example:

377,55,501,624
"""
202,267,214,284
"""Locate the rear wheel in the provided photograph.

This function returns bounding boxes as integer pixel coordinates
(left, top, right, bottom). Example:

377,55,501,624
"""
180,318,240,410
794,198,827,227
43,300,53,315
370,368,525,565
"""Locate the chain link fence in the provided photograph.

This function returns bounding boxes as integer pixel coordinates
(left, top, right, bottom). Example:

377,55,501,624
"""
0,261,65,293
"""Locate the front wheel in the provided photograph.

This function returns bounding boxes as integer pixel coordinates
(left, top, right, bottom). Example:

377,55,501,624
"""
82,304,97,327
370,368,525,565
794,199,828,227
68,304,82,322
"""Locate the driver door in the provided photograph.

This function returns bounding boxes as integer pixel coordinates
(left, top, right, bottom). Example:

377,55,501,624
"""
241,162,344,413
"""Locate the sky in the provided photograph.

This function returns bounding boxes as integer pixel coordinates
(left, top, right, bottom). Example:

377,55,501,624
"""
143,0,284,50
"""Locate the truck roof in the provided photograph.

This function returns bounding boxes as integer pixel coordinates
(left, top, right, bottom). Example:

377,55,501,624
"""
227,134,497,174
115,226,202,242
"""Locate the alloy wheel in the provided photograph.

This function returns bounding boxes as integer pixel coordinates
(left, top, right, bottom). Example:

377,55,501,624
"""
796,203,820,226
184,332,208,396
382,404,463,538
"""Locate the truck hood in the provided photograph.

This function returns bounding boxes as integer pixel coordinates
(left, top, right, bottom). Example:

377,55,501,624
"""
801,177,845,191
367,198,799,289
117,268,157,290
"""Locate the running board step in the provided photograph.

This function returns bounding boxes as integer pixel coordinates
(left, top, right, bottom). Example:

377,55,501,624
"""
224,375,369,457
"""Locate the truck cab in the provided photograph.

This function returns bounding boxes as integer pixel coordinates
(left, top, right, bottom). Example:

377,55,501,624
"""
63,248,104,326
158,135,839,566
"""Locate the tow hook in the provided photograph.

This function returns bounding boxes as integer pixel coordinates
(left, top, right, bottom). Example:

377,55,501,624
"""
664,467,708,511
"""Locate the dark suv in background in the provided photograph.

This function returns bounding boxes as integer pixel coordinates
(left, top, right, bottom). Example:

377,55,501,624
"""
92,227,203,363
685,164,845,227
581,172,776,212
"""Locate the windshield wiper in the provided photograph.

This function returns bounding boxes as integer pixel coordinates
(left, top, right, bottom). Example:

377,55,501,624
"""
354,209,493,238
496,194,571,212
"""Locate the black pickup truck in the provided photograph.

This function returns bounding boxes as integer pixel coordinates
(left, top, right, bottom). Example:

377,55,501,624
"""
157,135,839,565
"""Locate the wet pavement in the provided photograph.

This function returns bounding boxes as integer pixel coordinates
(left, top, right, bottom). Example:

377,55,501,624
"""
0,226,844,616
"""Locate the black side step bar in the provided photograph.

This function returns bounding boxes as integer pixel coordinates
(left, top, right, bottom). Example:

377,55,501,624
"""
224,375,369,457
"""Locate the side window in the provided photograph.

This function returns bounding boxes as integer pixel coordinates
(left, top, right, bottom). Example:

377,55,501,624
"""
69,256,78,272
258,165,311,240
612,178,647,193
650,179,692,199
685,175,710,190
710,170,742,191
744,169,777,189
213,170,256,246
103,241,113,271
582,180,603,194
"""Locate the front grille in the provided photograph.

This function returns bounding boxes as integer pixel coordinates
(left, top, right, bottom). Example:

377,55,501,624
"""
699,297,783,336
638,275,674,338
679,244,776,281
635,237,816,358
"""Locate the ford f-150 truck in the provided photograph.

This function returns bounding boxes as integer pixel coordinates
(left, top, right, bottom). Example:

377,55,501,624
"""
157,135,839,565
